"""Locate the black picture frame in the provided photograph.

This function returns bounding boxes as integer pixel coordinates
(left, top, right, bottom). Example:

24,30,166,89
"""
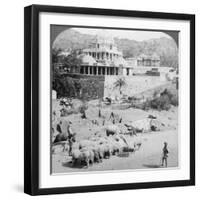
24,4,195,196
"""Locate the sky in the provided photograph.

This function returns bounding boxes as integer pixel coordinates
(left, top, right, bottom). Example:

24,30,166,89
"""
73,27,171,41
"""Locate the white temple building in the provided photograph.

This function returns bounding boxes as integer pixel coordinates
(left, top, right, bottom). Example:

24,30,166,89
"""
78,33,129,76
56,32,163,76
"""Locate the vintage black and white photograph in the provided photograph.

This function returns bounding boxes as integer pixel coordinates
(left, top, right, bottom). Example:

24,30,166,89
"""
23,5,195,195
51,26,179,174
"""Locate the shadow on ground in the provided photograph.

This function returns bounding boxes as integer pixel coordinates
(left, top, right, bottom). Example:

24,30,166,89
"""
62,161,88,169
143,164,162,168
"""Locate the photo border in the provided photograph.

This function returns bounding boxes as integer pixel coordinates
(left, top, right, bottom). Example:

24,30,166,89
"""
50,24,180,174
24,4,195,195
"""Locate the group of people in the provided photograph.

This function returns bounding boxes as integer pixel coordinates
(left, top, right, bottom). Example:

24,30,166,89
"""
55,120,76,156
108,111,122,124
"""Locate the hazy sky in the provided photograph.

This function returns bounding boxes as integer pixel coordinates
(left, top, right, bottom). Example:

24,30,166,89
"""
73,27,171,41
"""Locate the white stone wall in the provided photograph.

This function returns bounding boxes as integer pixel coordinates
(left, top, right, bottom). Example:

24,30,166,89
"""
104,74,168,98
129,66,173,75
52,90,57,100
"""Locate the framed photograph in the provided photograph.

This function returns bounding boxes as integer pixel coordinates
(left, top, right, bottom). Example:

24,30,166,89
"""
24,4,195,195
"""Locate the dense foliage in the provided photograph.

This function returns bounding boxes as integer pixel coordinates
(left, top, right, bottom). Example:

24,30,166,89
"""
52,49,82,98
142,89,178,111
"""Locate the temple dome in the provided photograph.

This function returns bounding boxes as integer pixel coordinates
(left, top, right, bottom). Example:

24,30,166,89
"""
80,54,96,65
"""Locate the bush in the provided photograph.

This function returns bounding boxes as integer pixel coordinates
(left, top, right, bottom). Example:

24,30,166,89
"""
141,99,151,110
134,88,178,111
152,95,171,111
59,99,88,116
60,107,79,116
170,94,178,106
150,89,178,110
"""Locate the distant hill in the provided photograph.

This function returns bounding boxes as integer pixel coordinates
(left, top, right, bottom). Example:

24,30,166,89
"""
53,29,178,68
53,29,95,51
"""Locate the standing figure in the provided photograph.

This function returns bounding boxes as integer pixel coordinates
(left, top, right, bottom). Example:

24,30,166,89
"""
56,120,62,134
129,127,137,136
98,109,101,118
67,122,75,156
52,110,56,121
109,112,115,124
161,142,169,167
81,109,87,119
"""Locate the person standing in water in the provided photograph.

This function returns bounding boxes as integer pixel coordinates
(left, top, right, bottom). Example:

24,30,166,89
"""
161,142,169,167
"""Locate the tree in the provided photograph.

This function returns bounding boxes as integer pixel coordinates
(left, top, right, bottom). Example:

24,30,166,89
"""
63,50,81,69
113,77,127,95
52,48,81,72
52,49,82,97
52,48,62,64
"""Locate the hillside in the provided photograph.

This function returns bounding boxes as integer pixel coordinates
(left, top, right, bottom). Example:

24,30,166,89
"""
52,29,178,68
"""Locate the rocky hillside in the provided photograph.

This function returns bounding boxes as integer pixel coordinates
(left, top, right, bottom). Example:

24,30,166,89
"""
52,29,178,68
